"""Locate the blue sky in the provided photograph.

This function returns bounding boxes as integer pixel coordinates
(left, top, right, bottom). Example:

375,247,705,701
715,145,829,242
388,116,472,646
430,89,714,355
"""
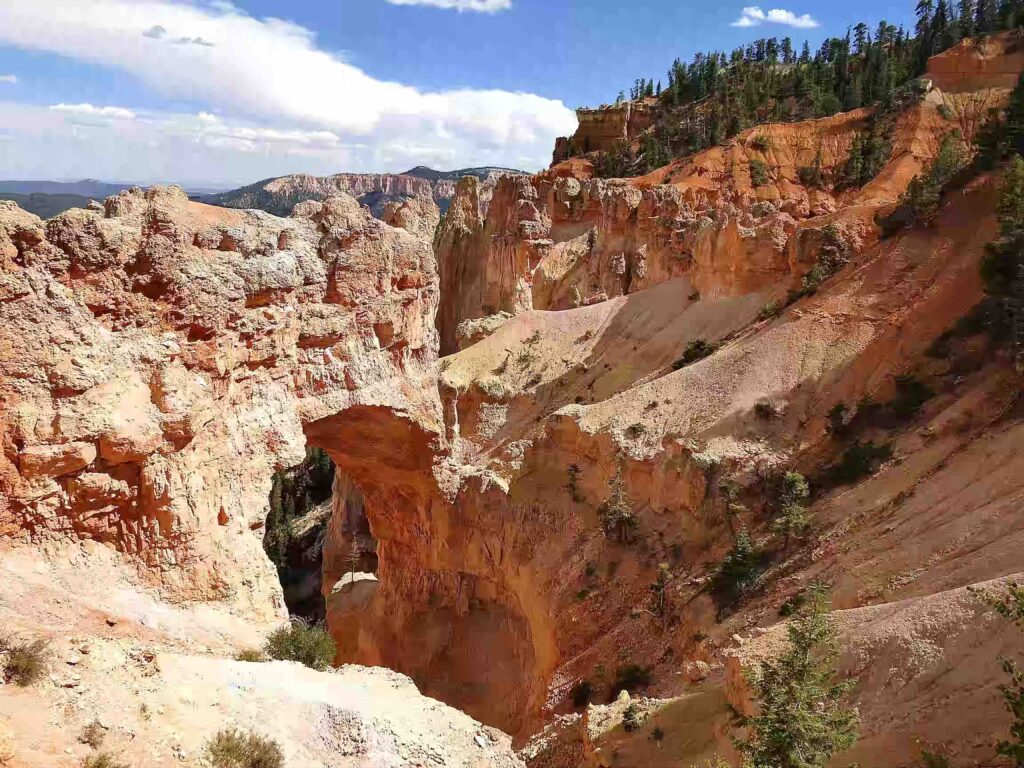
0,1,917,186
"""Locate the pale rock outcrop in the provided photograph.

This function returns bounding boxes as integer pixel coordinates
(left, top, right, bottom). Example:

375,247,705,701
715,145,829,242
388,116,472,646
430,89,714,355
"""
0,186,440,620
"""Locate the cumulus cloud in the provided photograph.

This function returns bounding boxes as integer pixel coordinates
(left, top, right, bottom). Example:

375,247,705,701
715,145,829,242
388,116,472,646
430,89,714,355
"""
0,75,16,84
0,0,574,181
0,102,371,185
50,103,136,119
731,6,819,28
384,0,512,12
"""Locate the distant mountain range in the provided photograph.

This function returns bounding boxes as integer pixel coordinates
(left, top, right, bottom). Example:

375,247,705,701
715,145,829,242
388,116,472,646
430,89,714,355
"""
0,168,528,221
201,166,528,217
0,179,230,219
0,192,96,219
0,179,135,198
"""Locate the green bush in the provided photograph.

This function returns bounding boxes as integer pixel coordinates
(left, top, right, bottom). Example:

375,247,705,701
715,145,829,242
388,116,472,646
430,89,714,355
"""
828,441,893,486
890,375,934,420
758,299,782,320
1,635,50,686
205,729,284,768
263,619,335,671
750,158,770,187
798,164,823,188
750,134,771,152
672,339,719,370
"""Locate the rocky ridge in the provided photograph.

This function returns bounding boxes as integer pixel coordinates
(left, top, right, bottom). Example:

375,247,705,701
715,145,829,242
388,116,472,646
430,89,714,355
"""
204,165,528,220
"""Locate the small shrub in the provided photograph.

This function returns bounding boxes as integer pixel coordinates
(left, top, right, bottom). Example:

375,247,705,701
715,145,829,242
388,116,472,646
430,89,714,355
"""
651,726,666,741
626,422,647,438
827,403,848,435
779,592,806,617
750,158,770,187
750,135,771,152
82,754,128,768
828,441,893,486
610,664,652,698
235,648,267,663
672,339,718,370
919,750,952,768
205,729,284,768
570,679,593,708
797,165,823,188
566,464,583,502
758,299,782,320
754,400,777,419
2,636,50,686
890,375,934,420
263,618,335,671
622,702,643,732
79,721,106,749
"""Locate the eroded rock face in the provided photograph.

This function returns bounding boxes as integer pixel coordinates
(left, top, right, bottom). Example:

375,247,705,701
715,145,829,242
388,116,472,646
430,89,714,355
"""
0,187,440,620
0,186,553,740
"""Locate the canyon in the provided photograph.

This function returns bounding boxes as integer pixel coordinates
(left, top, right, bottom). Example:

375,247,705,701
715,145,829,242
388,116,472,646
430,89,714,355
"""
1,32,1024,768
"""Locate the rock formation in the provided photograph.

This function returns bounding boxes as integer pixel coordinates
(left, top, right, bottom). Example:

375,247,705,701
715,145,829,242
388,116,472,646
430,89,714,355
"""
0,186,440,620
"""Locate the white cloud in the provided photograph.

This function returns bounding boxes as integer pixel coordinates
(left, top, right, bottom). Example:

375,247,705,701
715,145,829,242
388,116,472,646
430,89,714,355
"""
0,75,16,84
384,0,512,12
731,6,819,29
50,103,136,120
0,0,573,182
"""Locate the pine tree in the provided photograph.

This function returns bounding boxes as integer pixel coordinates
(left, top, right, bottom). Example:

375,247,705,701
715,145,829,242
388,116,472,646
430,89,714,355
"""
649,562,671,615
959,0,976,36
735,584,859,768
1002,155,1024,228
771,471,811,547
982,154,1024,295
715,527,761,600
934,0,954,50
602,461,638,543
977,0,998,31
345,540,362,592
916,0,936,72
977,582,1024,765
853,23,871,54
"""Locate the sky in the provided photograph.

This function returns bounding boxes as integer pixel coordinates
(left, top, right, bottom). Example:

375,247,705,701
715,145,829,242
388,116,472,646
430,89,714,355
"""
0,0,917,188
